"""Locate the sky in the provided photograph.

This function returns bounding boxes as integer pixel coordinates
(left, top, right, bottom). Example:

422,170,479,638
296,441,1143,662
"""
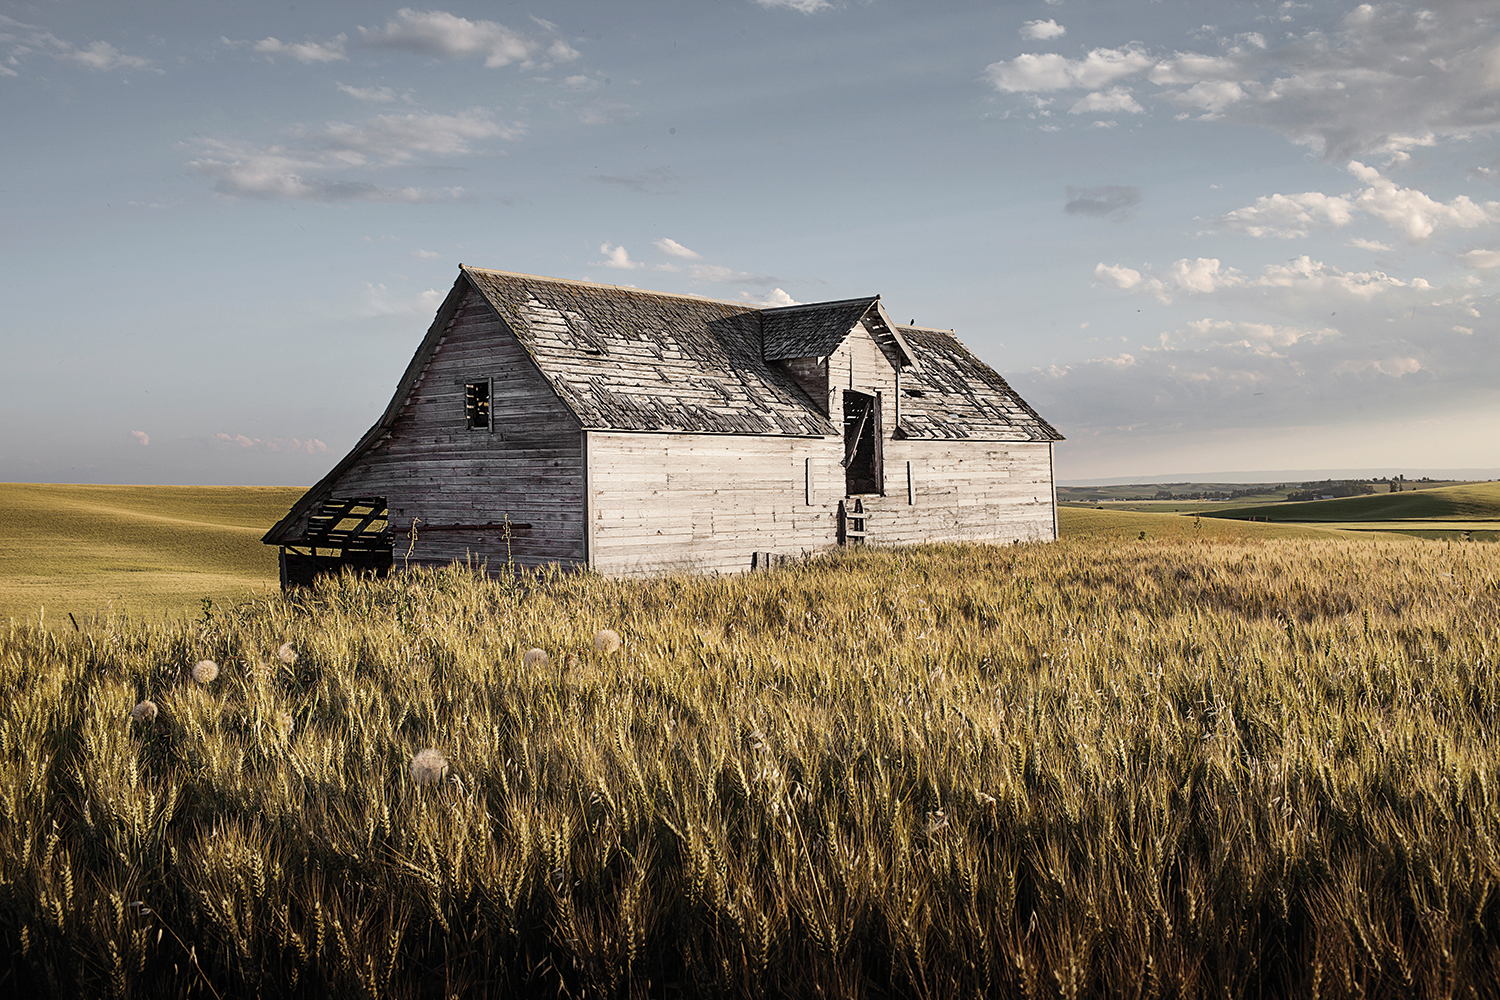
3,0,1500,486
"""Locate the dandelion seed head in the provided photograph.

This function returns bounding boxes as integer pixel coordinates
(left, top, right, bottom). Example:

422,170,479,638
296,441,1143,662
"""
411,747,448,786
274,710,294,738
522,647,549,669
276,642,297,665
594,629,622,654
130,700,158,723
192,660,219,684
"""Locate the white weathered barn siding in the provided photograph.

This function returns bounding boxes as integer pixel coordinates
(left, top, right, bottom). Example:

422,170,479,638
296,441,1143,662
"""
586,431,840,576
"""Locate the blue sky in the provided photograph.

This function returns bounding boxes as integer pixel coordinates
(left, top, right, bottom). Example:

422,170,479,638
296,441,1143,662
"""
3,0,1499,485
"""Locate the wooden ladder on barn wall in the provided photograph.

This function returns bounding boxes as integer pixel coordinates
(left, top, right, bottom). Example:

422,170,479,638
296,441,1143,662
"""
838,498,869,545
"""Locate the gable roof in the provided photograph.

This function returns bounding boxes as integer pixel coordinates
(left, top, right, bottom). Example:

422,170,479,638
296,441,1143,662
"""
465,267,838,437
894,325,1062,441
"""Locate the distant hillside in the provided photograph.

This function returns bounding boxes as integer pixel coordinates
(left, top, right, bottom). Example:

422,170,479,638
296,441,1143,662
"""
0,483,304,620
1202,481,1500,523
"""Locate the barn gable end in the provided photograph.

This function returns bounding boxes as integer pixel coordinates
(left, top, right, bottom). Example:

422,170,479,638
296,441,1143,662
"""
264,273,588,580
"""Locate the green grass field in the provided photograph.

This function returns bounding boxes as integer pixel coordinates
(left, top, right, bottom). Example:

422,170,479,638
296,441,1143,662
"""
1202,480,1500,534
0,483,305,621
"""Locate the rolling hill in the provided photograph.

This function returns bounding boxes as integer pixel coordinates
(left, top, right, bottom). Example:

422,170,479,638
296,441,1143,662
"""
0,483,304,621
1201,480,1500,524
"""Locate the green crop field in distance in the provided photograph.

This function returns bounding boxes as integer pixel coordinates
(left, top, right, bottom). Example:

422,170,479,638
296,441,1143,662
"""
1059,505,1358,541
0,483,305,621
1203,480,1500,524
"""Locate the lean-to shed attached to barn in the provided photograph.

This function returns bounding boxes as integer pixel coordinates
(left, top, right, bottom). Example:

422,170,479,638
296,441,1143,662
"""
263,266,1062,583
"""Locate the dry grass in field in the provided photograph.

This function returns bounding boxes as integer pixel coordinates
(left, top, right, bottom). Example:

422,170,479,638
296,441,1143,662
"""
0,483,304,620
1,533,1497,998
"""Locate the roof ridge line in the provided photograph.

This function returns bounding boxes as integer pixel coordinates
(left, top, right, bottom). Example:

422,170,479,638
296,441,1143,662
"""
462,265,760,309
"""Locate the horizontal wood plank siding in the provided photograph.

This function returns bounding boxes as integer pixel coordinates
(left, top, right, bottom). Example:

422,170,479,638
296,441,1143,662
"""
862,439,1056,545
588,432,843,576
327,284,587,571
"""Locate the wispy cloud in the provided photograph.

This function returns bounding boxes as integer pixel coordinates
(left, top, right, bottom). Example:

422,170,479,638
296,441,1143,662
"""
251,34,347,63
215,433,329,454
754,0,835,13
337,82,397,102
653,238,701,259
357,8,578,68
592,167,679,195
187,108,516,201
0,15,156,73
130,430,149,446
1064,185,1140,217
363,284,444,316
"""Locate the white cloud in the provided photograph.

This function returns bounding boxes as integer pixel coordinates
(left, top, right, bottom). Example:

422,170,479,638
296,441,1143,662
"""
594,243,643,270
130,430,149,446
1347,237,1395,252
337,83,396,102
754,0,834,12
741,288,801,307
1094,263,1143,290
1172,80,1245,116
1097,255,1412,305
1020,19,1066,41
987,5,1500,159
253,35,348,63
687,263,782,286
1218,191,1354,238
561,74,597,92
653,238,701,259
1183,318,1338,352
984,46,1154,93
1069,87,1143,116
1347,161,1500,243
411,249,441,259
358,8,577,68
1336,356,1425,377
187,109,515,201
1459,249,1500,269
1218,163,1500,243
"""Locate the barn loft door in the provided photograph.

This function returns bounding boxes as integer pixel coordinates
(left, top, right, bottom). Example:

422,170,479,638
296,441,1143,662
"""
842,391,883,496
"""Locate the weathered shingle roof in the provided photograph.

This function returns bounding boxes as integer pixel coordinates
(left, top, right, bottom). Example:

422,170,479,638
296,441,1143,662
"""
895,326,1063,442
761,297,879,360
465,268,838,436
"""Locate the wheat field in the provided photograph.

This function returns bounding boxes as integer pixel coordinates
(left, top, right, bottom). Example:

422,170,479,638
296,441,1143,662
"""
1,533,1497,998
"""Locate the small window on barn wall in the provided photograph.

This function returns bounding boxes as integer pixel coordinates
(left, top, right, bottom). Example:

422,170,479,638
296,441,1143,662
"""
465,380,491,431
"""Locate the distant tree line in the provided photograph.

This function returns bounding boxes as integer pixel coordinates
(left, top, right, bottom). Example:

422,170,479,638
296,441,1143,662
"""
1284,479,1378,502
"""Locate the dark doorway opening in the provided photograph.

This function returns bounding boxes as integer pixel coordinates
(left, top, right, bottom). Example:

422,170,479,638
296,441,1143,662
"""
842,391,883,496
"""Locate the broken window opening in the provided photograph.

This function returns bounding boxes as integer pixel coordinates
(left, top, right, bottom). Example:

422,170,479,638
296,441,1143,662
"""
842,391,883,496
465,381,491,430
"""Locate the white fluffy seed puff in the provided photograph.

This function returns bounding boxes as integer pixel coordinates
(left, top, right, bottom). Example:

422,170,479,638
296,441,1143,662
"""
192,660,219,684
522,647,550,669
593,629,622,654
130,700,158,723
410,748,449,787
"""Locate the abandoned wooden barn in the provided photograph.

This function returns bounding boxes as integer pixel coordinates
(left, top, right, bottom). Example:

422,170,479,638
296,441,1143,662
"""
263,266,1063,583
